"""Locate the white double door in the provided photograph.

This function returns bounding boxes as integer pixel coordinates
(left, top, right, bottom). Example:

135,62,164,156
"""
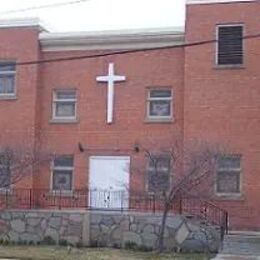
89,156,130,209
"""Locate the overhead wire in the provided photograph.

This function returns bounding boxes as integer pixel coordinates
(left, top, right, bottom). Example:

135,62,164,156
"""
13,33,260,66
0,0,91,15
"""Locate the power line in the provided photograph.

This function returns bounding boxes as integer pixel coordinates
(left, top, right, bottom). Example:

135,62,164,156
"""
15,33,260,66
0,0,91,15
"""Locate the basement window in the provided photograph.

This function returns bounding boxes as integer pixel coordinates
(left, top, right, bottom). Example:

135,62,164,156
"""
0,154,11,189
216,25,244,66
0,62,16,97
216,155,241,194
147,155,171,192
52,155,74,191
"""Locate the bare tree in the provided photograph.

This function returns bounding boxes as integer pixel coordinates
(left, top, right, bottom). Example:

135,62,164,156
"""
0,145,52,189
141,140,221,253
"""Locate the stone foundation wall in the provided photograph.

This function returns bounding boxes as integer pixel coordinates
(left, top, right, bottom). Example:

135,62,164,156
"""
0,210,221,252
90,212,221,252
0,210,89,246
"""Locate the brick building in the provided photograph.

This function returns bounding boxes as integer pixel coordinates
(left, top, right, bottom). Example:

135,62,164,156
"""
0,0,259,230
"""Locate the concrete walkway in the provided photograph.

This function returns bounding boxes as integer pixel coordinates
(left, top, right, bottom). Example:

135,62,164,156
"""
213,232,260,260
213,255,260,260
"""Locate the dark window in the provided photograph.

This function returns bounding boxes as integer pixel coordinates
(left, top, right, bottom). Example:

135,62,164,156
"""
0,154,11,189
0,62,16,95
217,25,243,65
52,155,73,191
216,155,241,194
147,156,170,192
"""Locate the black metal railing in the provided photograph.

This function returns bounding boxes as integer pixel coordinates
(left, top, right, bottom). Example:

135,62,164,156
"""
0,189,228,235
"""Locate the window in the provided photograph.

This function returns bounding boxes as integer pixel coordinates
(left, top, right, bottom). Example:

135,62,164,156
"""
0,62,16,96
52,155,73,191
0,154,11,189
216,155,241,194
52,90,76,120
147,156,171,192
147,89,172,120
217,25,244,65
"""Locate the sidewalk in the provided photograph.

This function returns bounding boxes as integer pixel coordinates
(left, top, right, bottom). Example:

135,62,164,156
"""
213,254,260,260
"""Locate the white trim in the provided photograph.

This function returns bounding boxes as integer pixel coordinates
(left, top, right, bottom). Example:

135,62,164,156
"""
0,17,47,31
89,156,130,161
40,27,185,51
187,0,254,4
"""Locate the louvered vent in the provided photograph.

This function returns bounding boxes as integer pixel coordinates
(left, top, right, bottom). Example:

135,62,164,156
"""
217,25,243,65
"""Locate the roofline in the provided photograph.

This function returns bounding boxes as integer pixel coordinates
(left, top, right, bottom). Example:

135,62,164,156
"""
40,27,185,52
0,17,48,32
186,0,255,4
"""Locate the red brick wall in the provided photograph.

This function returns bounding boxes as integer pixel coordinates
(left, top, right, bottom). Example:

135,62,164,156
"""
0,27,41,188
1,1,259,230
184,1,260,230
35,48,184,191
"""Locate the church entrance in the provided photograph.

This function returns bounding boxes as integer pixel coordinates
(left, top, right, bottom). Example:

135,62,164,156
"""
89,156,130,209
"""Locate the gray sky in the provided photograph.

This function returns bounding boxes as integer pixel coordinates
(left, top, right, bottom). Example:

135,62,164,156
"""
0,0,185,32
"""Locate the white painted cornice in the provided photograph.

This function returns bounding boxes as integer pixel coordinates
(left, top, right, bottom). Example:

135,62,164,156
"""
186,0,255,4
39,27,185,52
0,17,47,32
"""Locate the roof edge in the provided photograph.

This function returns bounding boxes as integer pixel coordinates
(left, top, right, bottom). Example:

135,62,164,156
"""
0,17,48,32
40,27,185,52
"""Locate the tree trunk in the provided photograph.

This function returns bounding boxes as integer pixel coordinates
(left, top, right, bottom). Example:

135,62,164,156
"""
157,204,170,253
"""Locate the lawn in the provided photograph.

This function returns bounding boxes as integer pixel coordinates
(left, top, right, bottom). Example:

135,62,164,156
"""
0,246,211,260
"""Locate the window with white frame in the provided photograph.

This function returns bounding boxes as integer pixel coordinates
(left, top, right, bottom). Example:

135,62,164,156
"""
0,154,11,189
52,89,76,120
216,155,241,194
147,155,171,192
147,89,172,120
0,62,16,96
52,155,73,191
217,25,244,65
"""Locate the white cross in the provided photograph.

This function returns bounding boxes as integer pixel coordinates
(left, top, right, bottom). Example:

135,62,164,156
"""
96,63,126,124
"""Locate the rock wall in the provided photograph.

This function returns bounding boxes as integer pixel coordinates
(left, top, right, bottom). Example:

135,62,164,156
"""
0,210,221,252
0,210,89,246
90,212,221,252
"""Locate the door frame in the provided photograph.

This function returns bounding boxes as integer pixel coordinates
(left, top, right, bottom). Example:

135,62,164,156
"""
88,155,131,209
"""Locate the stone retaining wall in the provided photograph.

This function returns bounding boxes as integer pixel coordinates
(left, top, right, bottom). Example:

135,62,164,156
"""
0,210,221,252
90,212,221,252
0,210,89,246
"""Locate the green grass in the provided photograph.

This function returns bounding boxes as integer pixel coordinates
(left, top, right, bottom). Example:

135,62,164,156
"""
0,246,211,260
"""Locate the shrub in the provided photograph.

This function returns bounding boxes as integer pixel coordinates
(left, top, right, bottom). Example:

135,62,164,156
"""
28,240,35,246
90,240,98,248
42,236,56,245
59,239,68,246
124,241,153,252
124,241,138,250
17,240,24,246
76,241,83,248
2,240,10,246
137,244,153,252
